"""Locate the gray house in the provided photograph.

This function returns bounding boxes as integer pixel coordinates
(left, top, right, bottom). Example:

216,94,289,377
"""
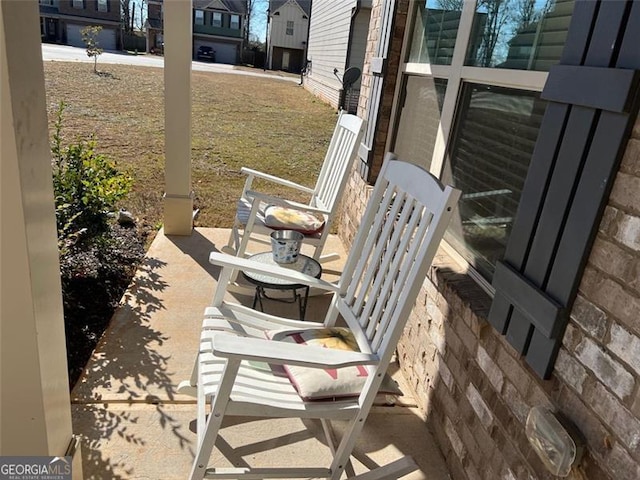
146,0,247,64
303,0,371,113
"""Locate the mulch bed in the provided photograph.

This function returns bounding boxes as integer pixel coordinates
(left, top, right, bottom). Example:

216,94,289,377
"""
61,223,148,388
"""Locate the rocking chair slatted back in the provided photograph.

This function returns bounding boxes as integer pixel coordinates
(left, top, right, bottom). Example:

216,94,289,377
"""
228,111,365,263
313,112,364,212
335,154,460,362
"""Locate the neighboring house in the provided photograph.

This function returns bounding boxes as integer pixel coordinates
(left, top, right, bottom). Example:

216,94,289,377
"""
339,0,640,479
303,0,371,113
266,0,311,73
39,0,121,50
145,0,163,53
145,0,247,64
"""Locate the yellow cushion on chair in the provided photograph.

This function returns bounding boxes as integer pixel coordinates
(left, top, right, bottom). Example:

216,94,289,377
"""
263,205,325,235
267,328,401,401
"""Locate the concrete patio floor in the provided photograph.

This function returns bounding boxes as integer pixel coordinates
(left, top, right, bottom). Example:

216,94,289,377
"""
70,228,452,479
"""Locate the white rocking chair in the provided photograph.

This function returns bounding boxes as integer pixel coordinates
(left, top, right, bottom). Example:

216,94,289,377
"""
184,154,460,480
226,111,365,262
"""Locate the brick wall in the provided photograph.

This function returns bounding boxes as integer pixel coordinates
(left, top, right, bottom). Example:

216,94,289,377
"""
340,1,640,478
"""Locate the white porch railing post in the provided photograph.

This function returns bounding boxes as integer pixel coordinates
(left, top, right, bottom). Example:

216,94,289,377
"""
164,0,194,235
0,1,80,474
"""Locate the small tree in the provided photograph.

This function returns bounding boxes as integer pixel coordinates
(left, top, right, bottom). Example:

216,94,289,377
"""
81,25,103,73
51,101,132,245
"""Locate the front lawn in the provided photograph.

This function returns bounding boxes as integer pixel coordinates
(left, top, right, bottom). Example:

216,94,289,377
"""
43,61,337,386
43,62,337,234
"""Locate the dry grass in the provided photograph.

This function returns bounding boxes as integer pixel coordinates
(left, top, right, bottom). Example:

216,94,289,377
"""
43,62,336,232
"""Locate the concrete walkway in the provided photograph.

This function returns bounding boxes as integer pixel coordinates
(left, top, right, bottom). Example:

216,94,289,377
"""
70,228,451,479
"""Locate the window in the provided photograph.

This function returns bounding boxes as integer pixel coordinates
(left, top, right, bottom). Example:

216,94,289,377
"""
39,0,54,5
388,0,575,288
97,0,108,13
195,10,204,25
72,0,84,9
286,20,294,35
391,77,446,170
212,12,222,27
465,0,574,71
442,84,546,281
230,14,240,30
407,0,462,65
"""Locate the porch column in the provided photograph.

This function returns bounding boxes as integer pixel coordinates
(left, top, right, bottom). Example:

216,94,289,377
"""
163,0,194,235
0,0,80,473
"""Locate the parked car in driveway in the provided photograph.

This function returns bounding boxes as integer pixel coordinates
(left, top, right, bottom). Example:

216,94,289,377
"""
196,46,216,62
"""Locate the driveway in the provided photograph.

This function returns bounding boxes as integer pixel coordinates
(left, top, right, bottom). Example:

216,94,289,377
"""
41,44,299,83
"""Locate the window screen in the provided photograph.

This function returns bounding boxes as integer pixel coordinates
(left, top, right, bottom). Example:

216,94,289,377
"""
442,83,547,281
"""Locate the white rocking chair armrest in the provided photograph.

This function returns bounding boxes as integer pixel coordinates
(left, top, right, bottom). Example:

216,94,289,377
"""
209,252,340,292
240,167,316,194
244,190,330,216
211,334,379,369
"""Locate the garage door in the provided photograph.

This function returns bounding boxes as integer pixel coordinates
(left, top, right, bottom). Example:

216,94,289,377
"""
66,24,117,50
194,40,237,64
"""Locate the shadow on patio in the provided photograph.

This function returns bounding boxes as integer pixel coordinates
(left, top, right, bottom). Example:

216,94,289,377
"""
70,228,451,479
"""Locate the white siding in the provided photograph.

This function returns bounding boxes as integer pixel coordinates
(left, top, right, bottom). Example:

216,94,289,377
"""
269,2,309,49
304,0,357,108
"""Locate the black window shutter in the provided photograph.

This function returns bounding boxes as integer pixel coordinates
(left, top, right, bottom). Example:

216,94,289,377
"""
488,0,640,379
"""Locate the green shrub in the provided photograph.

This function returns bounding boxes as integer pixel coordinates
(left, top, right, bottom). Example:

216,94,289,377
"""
50,102,144,389
51,101,132,247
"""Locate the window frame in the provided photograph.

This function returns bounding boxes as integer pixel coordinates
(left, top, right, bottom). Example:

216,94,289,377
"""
194,9,205,26
387,0,561,294
212,12,222,27
230,14,240,30
286,20,294,35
